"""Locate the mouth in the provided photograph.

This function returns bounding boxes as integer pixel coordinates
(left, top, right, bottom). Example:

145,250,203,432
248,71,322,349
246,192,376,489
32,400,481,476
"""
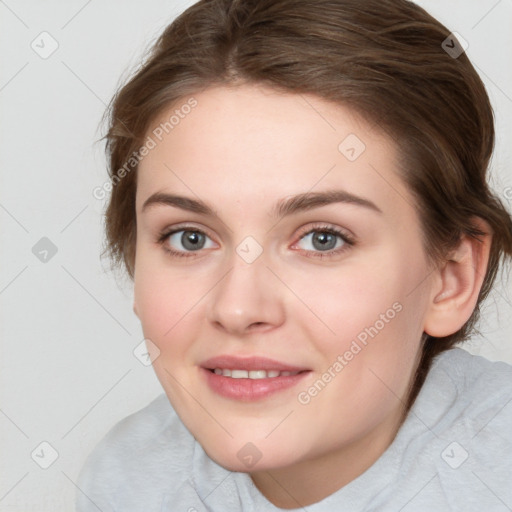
207,368,305,379
200,355,312,401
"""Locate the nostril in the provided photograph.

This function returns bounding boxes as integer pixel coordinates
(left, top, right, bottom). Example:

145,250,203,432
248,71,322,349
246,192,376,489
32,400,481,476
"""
250,322,266,330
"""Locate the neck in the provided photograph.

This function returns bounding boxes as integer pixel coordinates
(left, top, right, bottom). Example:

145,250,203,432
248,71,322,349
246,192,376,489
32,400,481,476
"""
250,402,406,509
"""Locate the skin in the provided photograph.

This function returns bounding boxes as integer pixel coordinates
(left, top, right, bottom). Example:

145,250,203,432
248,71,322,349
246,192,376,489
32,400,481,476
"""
132,83,491,508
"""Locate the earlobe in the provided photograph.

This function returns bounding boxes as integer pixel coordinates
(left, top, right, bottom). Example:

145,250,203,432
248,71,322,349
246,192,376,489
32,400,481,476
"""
424,218,492,338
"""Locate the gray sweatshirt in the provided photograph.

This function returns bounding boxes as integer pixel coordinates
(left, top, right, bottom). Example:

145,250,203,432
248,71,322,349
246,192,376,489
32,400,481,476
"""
76,348,512,511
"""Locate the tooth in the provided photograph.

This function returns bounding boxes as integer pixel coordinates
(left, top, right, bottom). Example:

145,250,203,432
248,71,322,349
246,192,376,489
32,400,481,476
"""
249,370,267,379
212,368,301,379
231,370,249,378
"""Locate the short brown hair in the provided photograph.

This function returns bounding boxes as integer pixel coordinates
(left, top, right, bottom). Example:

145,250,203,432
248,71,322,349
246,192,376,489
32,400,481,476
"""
99,0,512,412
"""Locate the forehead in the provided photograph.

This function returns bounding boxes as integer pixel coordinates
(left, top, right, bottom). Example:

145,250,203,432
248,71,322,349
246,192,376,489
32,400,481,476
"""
136,84,411,219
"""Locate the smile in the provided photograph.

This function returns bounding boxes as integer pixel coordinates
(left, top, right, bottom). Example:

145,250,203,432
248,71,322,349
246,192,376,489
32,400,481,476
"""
201,369,310,401
200,355,311,401
210,369,302,379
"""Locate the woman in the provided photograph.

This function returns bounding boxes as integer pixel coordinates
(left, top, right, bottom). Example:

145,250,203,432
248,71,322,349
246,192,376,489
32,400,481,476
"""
77,0,512,510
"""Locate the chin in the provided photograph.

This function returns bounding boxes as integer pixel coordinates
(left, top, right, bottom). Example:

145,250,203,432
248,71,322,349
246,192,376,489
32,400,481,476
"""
205,448,282,473
199,435,302,474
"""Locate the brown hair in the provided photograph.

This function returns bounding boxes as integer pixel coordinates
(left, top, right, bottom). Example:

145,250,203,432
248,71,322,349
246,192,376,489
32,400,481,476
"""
99,0,512,413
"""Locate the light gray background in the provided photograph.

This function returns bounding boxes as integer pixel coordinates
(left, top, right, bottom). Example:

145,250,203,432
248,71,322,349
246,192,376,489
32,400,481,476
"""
1,1,511,510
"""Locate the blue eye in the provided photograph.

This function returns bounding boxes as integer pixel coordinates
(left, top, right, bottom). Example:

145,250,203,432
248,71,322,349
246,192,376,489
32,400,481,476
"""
292,225,354,258
157,224,355,260
159,229,215,257
297,230,345,252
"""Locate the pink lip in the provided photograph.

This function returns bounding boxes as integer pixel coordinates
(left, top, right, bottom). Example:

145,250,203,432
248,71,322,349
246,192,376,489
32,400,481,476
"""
200,355,311,401
200,355,309,372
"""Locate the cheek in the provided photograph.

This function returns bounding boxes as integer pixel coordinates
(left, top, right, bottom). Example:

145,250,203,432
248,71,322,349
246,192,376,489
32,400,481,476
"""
289,251,425,398
133,263,203,348
134,267,206,408
287,255,406,346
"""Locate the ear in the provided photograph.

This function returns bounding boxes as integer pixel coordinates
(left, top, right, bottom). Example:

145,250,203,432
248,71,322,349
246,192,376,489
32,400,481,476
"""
423,217,492,338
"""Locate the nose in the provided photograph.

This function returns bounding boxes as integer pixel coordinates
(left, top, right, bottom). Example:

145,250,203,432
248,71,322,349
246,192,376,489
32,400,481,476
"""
206,253,286,336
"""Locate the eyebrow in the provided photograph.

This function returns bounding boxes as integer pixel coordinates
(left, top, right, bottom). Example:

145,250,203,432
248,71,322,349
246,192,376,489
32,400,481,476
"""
141,190,382,218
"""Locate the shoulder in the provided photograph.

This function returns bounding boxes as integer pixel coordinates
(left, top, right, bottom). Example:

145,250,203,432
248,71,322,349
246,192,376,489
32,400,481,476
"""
425,348,512,433
383,349,512,510
76,393,195,511
437,346,512,377
417,348,512,508
432,347,512,408
429,347,512,447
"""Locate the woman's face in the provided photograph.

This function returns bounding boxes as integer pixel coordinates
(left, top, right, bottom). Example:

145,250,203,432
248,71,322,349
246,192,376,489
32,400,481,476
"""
133,84,434,477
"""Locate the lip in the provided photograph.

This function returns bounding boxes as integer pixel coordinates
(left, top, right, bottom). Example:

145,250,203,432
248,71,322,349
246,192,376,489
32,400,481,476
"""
200,355,309,373
200,355,311,401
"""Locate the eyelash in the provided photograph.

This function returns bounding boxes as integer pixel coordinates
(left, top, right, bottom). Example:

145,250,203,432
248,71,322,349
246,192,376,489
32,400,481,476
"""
293,224,355,259
156,223,355,260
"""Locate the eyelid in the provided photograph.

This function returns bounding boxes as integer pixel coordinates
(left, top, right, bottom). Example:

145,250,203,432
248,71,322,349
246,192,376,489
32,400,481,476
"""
156,223,218,258
157,221,356,259
158,222,217,243
292,222,355,245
